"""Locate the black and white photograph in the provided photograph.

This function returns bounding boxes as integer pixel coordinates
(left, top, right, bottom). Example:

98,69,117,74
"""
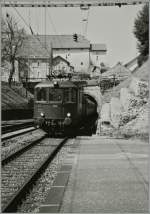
1,0,149,213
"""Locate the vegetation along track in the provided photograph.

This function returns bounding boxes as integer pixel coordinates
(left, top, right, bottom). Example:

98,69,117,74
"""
2,137,68,212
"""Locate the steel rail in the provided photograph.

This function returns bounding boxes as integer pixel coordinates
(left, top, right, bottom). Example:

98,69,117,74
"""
2,122,34,135
2,135,46,165
2,137,68,213
2,127,36,141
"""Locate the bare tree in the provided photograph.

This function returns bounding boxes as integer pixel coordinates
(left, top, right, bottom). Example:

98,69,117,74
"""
2,13,26,86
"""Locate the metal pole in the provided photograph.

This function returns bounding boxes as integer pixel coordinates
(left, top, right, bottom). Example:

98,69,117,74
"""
26,58,30,98
49,42,53,77
26,76,28,98
113,74,116,87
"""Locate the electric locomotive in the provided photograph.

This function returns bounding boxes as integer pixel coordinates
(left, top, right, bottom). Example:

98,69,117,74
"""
34,79,97,136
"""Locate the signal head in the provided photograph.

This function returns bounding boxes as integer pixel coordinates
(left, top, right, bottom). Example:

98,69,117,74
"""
73,33,78,42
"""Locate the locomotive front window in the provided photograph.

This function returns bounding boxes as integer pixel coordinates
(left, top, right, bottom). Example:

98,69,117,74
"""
64,89,70,102
64,88,77,103
36,88,47,101
49,89,62,101
71,89,77,102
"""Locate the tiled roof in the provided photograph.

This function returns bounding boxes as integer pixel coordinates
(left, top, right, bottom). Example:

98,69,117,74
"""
17,34,90,58
91,43,107,52
53,56,70,66
17,35,107,58
133,58,149,81
124,56,139,67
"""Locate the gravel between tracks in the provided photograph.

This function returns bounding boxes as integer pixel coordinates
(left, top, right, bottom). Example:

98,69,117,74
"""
2,129,46,160
2,138,60,209
17,139,74,213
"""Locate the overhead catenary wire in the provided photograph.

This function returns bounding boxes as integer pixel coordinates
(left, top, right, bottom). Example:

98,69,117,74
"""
27,8,30,81
84,8,90,37
11,6,51,56
46,9,63,49
35,7,39,34
5,1,74,57
9,5,64,77
81,7,90,37
44,6,48,72
44,6,47,48
46,8,72,75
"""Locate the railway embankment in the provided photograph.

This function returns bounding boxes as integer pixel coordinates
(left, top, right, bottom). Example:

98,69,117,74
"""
2,82,34,120
97,59,149,140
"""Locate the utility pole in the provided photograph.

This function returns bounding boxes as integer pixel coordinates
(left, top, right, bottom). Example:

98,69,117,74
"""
26,57,29,98
113,74,116,87
49,42,53,78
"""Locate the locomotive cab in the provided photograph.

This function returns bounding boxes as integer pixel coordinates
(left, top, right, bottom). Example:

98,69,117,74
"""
34,80,78,135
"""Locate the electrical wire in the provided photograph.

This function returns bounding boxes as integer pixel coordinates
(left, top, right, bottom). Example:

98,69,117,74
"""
44,6,48,74
11,6,50,56
84,9,90,37
44,6,47,48
12,6,52,79
47,8,63,49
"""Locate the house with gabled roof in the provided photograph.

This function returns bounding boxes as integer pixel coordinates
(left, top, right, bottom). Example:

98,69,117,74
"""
124,56,139,72
52,56,74,76
16,34,107,81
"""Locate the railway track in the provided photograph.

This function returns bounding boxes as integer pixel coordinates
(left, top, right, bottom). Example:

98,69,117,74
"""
2,127,36,141
1,137,68,213
2,120,34,135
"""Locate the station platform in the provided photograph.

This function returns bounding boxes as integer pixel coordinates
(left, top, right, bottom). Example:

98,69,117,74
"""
39,136,149,213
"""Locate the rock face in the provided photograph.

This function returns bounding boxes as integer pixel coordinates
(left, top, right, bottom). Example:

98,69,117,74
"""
99,71,149,139
101,103,111,123
110,97,122,129
119,104,149,139
129,77,148,97
129,77,140,96
120,88,133,112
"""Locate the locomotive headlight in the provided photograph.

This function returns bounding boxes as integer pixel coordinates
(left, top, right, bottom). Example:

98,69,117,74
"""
40,112,45,117
67,112,71,117
54,81,59,88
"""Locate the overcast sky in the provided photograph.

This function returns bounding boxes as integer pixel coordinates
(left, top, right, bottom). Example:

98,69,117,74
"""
2,4,144,67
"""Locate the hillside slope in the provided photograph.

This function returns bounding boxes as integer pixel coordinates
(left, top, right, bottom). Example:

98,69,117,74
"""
102,60,149,103
99,59,149,140
2,82,34,110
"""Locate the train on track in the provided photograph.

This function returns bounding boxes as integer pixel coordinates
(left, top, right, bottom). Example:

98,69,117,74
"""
34,79,98,136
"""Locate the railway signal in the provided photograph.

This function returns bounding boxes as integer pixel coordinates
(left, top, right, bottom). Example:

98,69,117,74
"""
73,33,78,42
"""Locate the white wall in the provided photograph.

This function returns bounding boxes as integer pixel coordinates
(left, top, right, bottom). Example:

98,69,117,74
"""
53,49,89,72
22,49,107,79
90,52,107,67
29,60,49,79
